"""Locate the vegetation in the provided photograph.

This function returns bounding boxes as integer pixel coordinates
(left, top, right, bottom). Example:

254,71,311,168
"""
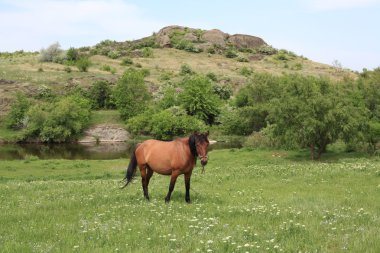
0,149,379,252
113,69,151,121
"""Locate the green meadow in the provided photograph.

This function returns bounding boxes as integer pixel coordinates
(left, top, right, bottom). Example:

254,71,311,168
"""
0,149,379,252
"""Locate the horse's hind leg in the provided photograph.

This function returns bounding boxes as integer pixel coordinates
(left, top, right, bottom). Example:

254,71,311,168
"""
145,167,153,198
165,170,180,203
139,164,150,200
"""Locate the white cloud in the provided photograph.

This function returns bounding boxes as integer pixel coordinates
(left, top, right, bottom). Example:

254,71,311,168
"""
0,0,164,51
307,0,380,10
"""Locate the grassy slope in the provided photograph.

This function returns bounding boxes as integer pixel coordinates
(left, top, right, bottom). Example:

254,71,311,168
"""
0,149,379,252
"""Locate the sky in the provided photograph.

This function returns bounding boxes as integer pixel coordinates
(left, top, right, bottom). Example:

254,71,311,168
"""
0,0,379,71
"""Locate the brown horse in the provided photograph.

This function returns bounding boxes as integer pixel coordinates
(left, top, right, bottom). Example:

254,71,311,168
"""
121,132,209,203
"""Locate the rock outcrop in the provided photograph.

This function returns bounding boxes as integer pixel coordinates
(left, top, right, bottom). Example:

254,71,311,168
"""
78,124,130,143
154,25,267,50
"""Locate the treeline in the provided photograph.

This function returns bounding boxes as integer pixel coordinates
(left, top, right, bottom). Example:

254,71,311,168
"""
4,67,380,159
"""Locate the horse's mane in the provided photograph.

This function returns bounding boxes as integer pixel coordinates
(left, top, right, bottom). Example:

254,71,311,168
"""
188,134,198,157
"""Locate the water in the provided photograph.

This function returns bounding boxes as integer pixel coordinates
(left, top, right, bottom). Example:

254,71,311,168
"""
0,140,242,160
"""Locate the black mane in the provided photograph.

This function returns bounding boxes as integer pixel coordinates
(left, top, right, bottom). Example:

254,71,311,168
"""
189,134,198,157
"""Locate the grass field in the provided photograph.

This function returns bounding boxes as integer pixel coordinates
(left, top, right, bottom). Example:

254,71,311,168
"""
0,149,379,252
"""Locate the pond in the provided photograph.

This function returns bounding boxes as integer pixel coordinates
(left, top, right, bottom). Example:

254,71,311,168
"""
0,140,242,160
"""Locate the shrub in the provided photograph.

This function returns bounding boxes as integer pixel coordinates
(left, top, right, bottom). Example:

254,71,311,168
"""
179,75,221,125
24,95,92,142
243,131,272,149
5,93,31,130
225,49,238,58
113,69,151,120
257,45,277,55
180,64,194,76
64,66,72,73
39,42,63,62
128,109,206,140
142,47,153,57
207,47,216,54
239,66,254,77
213,84,232,100
66,47,79,61
121,58,133,66
87,80,114,109
76,57,91,72
237,56,249,62
101,65,111,71
107,50,121,59
206,72,218,81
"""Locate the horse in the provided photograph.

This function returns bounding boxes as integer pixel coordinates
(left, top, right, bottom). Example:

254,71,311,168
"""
121,132,210,203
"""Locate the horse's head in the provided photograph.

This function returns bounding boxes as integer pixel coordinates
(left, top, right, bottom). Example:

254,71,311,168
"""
189,131,210,167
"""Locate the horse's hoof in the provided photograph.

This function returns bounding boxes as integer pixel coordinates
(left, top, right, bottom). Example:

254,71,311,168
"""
165,197,170,203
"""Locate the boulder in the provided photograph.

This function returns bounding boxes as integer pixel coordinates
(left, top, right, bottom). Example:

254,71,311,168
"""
228,34,267,49
202,29,228,47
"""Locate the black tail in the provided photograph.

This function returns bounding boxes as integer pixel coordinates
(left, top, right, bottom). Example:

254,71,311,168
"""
121,151,138,189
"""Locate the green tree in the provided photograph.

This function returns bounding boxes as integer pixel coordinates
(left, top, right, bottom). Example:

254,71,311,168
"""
113,69,151,121
76,57,91,72
5,92,31,130
87,80,114,109
179,75,221,125
269,75,365,159
25,95,92,142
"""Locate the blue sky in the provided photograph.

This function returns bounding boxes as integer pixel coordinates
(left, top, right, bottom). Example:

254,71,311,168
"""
0,0,379,71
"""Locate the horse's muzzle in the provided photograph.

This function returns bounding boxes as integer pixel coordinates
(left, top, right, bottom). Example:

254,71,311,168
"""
200,158,208,166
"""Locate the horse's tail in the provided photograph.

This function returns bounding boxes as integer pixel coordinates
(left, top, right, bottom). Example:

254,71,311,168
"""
121,150,138,189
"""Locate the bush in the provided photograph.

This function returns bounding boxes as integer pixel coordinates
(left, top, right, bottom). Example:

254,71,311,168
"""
39,42,63,62
239,67,254,77
127,109,207,140
179,75,221,125
113,69,151,120
237,56,249,62
76,57,91,72
5,93,31,130
142,47,153,57
225,49,238,58
66,47,79,61
87,80,114,109
243,131,272,149
121,58,133,66
206,72,218,81
257,45,277,55
212,84,232,100
107,50,121,59
180,64,194,76
24,95,92,142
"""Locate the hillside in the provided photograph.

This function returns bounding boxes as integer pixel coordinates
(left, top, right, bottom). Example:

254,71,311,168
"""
0,25,356,115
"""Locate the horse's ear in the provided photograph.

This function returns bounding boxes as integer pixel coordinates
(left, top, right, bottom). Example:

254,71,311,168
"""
194,131,200,136
205,131,209,137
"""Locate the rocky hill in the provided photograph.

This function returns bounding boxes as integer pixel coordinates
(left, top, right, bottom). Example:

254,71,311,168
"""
0,25,356,115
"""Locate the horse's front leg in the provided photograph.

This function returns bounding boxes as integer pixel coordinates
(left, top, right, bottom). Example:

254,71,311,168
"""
184,171,192,203
165,170,180,203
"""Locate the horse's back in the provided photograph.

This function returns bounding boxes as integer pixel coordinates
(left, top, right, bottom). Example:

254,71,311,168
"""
135,138,191,174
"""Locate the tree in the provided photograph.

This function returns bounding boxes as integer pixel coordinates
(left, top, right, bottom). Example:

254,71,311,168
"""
179,75,221,125
5,92,31,130
39,42,63,62
25,95,92,142
113,69,151,121
269,75,365,159
87,80,114,109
